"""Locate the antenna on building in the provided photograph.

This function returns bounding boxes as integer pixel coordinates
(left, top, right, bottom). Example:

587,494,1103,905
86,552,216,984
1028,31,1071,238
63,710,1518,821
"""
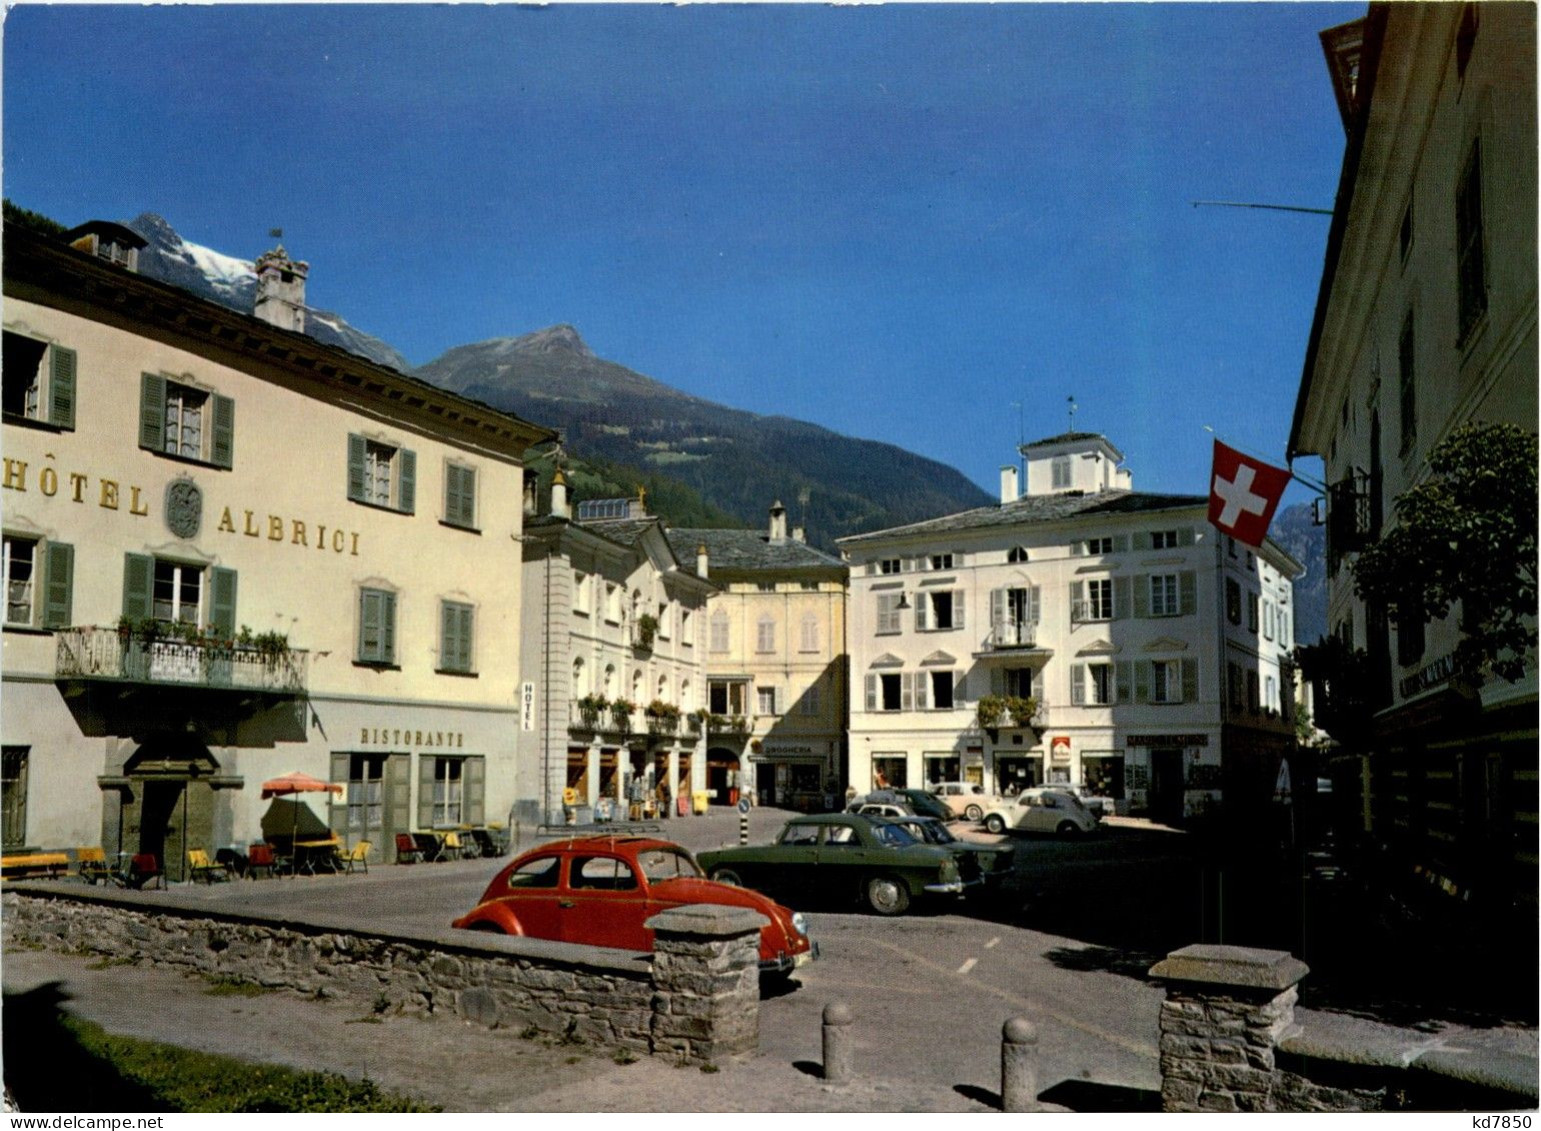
1067,396,1078,433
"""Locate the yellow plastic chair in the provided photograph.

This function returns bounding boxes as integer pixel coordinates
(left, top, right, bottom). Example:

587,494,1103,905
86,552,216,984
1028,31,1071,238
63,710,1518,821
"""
440,831,463,862
340,841,371,874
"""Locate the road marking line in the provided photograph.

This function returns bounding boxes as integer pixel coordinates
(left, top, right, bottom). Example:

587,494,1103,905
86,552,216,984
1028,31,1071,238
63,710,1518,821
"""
957,957,978,975
866,936,1157,1058
985,937,1000,949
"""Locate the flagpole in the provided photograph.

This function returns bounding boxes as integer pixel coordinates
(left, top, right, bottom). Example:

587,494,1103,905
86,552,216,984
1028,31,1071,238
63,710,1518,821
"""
1203,426,1327,494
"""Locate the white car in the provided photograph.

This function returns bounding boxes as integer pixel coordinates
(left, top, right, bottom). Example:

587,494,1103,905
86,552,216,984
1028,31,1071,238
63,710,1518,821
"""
1057,784,1116,818
980,788,1100,837
930,781,997,822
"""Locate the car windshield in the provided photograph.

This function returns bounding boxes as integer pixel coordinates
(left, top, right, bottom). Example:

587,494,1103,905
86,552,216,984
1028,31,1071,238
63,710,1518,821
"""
899,821,952,845
870,823,918,847
637,848,703,882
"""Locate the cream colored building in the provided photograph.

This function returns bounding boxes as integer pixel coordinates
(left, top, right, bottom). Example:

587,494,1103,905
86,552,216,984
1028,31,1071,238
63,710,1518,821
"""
517,487,715,826
2,220,551,874
668,503,848,811
1290,6,1537,914
840,433,1301,823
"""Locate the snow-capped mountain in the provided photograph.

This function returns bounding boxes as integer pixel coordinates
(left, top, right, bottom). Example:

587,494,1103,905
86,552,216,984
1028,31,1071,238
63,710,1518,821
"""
125,213,411,372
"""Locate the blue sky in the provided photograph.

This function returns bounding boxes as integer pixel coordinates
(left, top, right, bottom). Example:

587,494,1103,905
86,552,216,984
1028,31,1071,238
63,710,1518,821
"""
3,2,1352,504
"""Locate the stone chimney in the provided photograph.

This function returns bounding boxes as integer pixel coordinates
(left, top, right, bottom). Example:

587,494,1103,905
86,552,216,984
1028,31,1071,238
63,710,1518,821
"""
1000,465,1019,504
696,544,709,579
550,468,571,520
769,500,788,543
792,525,806,543
254,245,309,333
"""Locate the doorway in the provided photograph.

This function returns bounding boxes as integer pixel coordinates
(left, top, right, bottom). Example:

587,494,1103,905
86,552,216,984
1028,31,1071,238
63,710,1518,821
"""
1150,748,1185,826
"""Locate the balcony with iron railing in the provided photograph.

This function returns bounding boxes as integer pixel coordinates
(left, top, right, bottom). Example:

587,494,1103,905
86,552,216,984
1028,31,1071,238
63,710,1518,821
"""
978,618,1046,652
55,626,309,697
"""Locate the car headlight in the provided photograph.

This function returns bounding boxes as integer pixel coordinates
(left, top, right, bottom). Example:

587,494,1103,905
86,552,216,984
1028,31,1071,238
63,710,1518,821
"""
791,911,808,937
940,858,959,882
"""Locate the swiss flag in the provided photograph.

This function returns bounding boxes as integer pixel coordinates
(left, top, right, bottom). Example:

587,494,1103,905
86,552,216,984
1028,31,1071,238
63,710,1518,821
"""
1208,440,1292,547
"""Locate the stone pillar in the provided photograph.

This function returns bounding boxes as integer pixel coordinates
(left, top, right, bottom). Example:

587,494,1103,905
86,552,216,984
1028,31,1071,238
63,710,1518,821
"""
1001,1017,1039,1112
647,904,767,1064
1148,944,1309,1114
822,1002,854,1084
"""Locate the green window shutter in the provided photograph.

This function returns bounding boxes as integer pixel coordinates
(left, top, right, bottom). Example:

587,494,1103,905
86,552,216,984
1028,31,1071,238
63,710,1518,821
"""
387,753,412,839
417,755,436,829
397,448,416,514
444,465,464,526
1177,527,1196,547
1181,658,1198,703
382,591,397,663
1179,571,1197,616
49,346,76,430
901,672,915,711
359,590,379,660
42,541,74,628
954,590,965,630
329,751,351,839
1134,660,1152,704
865,673,877,711
347,435,366,502
465,756,485,826
1113,576,1131,620
1115,661,1132,703
440,601,459,670
122,553,153,621
211,394,235,469
209,567,237,636
448,465,477,527
1133,575,1150,618
139,373,166,451
1070,663,1085,706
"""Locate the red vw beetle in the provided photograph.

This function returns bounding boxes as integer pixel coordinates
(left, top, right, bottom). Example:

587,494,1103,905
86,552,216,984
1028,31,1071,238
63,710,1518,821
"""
452,835,817,976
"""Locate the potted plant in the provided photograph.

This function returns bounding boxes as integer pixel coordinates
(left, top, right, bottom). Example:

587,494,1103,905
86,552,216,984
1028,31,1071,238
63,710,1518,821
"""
610,697,637,734
635,613,659,651
976,695,1006,736
645,699,680,736
687,707,708,734
1005,696,1040,729
577,693,609,728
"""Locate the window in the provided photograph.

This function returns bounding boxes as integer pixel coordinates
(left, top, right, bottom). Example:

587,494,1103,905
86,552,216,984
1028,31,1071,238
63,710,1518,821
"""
916,590,964,631
1077,578,1113,622
879,673,903,711
1456,137,1487,344
433,757,465,826
139,374,233,467
757,582,776,593
681,608,693,646
345,754,385,841
2,332,74,429
1264,675,1278,715
1228,662,1244,712
1226,579,1242,625
3,537,36,625
756,616,776,653
1149,574,1179,617
1085,537,1113,555
782,823,820,846
1247,671,1260,714
357,587,398,665
1398,310,1416,454
1247,592,1259,633
444,463,478,530
573,571,590,615
1150,530,1179,550
1246,551,1256,572
1,747,26,848
801,682,821,716
930,671,955,710
507,855,562,889
1263,601,1275,642
709,610,729,653
799,613,819,653
1088,663,1114,706
879,558,903,575
1007,546,1030,564
1005,667,1033,698
1151,660,1181,704
439,600,474,674
1051,456,1071,488
929,553,954,571
605,584,622,624
1070,662,1121,706
709,679,747,715
573,657,588,697
876,593,903,635
347,434,416,513
757,686,779,715
154,560,204,626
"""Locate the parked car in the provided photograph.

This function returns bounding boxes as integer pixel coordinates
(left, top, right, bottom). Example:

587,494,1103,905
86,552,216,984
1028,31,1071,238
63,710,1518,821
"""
697,812,966,916
980,788,1100,837
930,781,997,822
893,788,955,821
451,835,816,976
1056,784,1116,818
853,802,912,819
879,815,1015,889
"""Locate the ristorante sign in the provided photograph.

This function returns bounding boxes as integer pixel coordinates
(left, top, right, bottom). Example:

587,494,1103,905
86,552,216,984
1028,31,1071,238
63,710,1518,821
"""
3,456,363,555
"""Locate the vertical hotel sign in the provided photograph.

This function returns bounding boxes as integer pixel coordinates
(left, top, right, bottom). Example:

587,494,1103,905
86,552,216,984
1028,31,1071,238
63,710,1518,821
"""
521,682,535,731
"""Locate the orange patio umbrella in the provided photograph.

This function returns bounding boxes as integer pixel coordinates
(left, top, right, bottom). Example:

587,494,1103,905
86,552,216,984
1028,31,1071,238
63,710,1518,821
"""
260,772,344,853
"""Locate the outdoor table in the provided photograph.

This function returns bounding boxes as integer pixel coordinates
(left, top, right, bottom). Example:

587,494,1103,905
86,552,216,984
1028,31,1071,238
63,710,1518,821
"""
292,837,342,875
412,831,445,862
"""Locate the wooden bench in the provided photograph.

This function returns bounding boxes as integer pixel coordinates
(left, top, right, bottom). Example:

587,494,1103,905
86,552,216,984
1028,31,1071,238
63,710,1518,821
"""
1,852,70,879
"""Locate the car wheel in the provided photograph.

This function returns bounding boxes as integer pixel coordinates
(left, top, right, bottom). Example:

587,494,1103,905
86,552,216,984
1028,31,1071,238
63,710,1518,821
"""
965,804,984,821
866,875,910,916
711,867,744,886
984,814,1006,835
1056,821,1080,838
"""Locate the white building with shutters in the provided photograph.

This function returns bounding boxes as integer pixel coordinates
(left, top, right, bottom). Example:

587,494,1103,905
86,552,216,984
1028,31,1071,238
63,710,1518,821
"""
839,432,1302,824
1,218,551,876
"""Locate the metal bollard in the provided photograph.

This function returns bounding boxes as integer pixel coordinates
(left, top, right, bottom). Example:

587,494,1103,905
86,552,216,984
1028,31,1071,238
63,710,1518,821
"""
822,1001,854,1084
1001,1017,1038,1113
739,813,749,845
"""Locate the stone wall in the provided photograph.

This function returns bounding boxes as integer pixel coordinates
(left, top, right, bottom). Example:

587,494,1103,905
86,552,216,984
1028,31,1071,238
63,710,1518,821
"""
2,887,763,1065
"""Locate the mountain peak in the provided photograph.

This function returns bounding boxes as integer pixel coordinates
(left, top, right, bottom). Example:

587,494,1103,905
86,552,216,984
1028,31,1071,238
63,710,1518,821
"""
514,324,593,358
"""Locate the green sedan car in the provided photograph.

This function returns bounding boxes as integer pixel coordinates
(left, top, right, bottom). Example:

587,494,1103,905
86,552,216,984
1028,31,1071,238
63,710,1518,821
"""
696,812,967,916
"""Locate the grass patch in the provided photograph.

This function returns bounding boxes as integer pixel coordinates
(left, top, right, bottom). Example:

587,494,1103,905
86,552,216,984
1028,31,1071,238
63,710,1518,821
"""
612,1050,639,1066
201,976,270,998
86,956,139,971
55,1015,436,1112
699,1063,720,1074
